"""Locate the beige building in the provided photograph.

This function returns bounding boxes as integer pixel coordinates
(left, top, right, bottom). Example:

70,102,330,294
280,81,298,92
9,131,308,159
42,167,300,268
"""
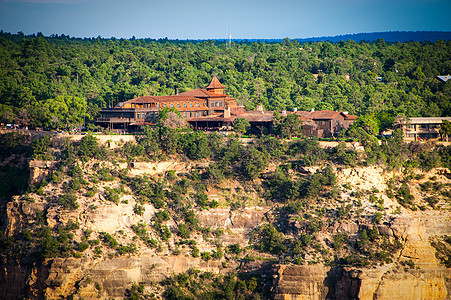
402,117,451,140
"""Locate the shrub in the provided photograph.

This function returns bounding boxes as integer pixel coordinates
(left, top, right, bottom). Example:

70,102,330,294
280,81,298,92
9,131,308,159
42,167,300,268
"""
177,223,191,239
78,134,104,159
134,204,145,215
98,168,115,181
99,232,118,249
77,240,90,252
201,251,212,261
227,244,243,255
31,136,52,160
332,233,348,251
104,187,120,204
253,224,287,255
58,193,79,210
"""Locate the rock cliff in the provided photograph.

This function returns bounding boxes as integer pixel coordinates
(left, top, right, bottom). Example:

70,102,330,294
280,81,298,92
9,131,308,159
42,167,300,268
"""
1,158,450,299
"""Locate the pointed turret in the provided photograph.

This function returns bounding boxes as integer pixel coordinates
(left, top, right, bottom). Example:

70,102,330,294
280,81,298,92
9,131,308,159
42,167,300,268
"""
206,76,225,94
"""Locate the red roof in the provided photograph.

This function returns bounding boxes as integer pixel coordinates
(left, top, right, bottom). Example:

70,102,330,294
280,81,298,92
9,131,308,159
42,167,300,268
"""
295,110,357,120
178,89,226,98
343,113,358,120
206,76,226,90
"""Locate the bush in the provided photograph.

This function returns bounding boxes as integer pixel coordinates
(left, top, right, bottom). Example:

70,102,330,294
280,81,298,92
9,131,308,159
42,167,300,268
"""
134,204,145,215
77,240,90,252
177,223,191,239
98,168,115,181
201,251,212,261
227,244,243,255
99,232,118,249
58,193,79,210
31,135,52,160
104,187,120,204
78,134,104,159
332,233,348,251
253,224,287,255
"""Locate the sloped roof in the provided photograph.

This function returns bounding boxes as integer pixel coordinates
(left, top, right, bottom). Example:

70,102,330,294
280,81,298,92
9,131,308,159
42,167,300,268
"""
116,95,202,107
178,89,226,98
295,110,357,120
189,113,235,122
308,110,341,119
342,113,358,120
437,75,450,82
206,76,226,89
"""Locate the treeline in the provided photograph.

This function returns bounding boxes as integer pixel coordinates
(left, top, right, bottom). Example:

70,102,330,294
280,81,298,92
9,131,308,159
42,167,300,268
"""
0,31,450,130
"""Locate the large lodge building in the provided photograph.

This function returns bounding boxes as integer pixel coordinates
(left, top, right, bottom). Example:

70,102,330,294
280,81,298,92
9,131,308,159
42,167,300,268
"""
96,76,357,138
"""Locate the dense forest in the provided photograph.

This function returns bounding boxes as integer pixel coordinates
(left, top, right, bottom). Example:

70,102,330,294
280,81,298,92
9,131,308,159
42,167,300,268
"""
0,31,450,130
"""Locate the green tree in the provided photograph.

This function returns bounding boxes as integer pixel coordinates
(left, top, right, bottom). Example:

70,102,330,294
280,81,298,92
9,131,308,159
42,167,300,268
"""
439,120,451,142
233,117,250,134
31,135,52,160
78,134,102,159
278,114,303,139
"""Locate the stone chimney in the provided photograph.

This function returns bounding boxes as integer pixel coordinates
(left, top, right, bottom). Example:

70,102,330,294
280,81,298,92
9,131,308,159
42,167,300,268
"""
224,106,231,118
175,86,179,95
282,110,287,116
256,102,263,112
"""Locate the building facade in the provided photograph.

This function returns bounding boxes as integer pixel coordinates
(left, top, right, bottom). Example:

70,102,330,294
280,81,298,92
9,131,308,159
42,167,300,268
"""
96,76,243,131
96,76,357,138
401,117,451,140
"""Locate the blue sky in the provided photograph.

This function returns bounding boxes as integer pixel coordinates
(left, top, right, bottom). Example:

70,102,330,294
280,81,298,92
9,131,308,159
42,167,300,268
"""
0,0,450,39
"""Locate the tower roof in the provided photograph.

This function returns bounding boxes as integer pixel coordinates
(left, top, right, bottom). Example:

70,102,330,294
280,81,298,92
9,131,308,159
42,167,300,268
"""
206,76,226,90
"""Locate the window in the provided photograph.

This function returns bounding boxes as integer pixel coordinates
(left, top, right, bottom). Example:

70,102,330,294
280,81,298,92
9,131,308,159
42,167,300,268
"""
137,113,140,119
190,103,193,107
177,103,180,108
164,104,166,108
171,103,174,108
184,103,187,108
219,102,223,106
157,103,160,108
196,112,199,117
183,112,186,117
196,103,199,107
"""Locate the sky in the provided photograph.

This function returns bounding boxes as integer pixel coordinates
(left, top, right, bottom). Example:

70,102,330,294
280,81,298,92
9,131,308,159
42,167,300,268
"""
0,0,450,39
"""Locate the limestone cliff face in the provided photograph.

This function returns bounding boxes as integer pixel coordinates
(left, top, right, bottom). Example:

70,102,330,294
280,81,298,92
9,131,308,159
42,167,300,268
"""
1,163,450,299
272,265,330,300
272,211,450,300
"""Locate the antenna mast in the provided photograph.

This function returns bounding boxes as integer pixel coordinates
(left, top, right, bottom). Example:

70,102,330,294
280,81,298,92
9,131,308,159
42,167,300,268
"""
227,27,232,49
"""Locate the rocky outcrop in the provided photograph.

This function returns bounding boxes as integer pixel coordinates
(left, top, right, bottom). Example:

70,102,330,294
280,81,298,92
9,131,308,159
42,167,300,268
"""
29,160,54,186
271,211,450,300
272,265,330,300
1,163,450,299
